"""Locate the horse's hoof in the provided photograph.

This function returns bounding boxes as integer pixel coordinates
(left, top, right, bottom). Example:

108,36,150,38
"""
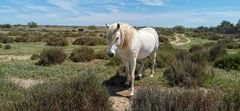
130,91,134,96
150,74,154,77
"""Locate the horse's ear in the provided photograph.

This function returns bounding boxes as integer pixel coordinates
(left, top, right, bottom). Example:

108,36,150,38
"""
117,23,120,29
106,24,110,28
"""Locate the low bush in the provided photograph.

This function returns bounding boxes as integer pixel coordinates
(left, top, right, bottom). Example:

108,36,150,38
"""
132,87,223,111
214,53,240,70
4,44,11,49
0,34,14,43
156,42,176,68
16,73,112,111
46,37,68,46
158,36,169,43
226,42,240,49
95,51,109,60
69,47,95,62
14,37,28,42
36,48,67,66
72,37,106,46
0,44,2,48
209,43,227,61
217,39,240,49
164,50,213,87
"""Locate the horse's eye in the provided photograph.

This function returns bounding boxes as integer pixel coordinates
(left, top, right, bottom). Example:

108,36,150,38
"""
116,37,119,41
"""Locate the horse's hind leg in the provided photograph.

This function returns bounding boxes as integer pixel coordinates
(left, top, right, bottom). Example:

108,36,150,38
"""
136,59,145,80
150,51,157,77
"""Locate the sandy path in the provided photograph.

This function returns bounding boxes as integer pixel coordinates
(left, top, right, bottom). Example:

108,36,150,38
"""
0,55,31,61
108,86,131,111
170,34,191,46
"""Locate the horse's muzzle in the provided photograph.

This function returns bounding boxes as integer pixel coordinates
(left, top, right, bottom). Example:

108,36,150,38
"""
108,52,114,57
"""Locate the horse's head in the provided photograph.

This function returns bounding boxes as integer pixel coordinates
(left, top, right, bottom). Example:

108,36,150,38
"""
105,23,122,57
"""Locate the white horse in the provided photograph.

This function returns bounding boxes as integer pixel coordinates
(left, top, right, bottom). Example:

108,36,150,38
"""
106,23,159,96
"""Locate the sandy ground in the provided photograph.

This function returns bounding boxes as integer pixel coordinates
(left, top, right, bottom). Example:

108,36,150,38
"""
0,55,31,61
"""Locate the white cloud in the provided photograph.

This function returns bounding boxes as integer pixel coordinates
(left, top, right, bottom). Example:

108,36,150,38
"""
25,5,49,12
0,6,18,13
137,0,167,6
47,0,78,12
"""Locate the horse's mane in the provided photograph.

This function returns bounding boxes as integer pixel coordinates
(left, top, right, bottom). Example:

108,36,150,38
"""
111,23,137,49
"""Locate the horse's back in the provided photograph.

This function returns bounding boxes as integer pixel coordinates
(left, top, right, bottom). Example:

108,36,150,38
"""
138,27,159,48
136,28,159,59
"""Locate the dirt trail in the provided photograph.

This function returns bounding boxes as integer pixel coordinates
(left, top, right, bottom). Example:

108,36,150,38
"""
8,77,44,89
0,55,31,61
108,86,131,111
170,34,191,46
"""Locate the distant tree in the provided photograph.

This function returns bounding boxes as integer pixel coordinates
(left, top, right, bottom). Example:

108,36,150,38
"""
0,24,11,28
173,25,185,33
195,26,209,33
217,20,235,33
237,19,240,26
236,19,240,33
28,22,38,28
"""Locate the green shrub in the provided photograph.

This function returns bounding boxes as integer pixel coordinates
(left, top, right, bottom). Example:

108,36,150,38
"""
214,53,240,70
14,37,28,42
30,54,39,60
0,34,14,43
217,38,240,49
189,44,205,53
132,87,223,111
36,48,67,66
4,44,11,49
164,50,213,87
209,43,227,61
46,37,68,46
69,47,95,62
189,45,210,63
158,36,169,43
226,42,240,49
0,44,2,48
72,37,106,46
156,42,176,68
95,51,109,60
17,73,112,111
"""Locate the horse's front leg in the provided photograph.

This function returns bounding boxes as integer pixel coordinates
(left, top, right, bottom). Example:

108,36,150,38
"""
121,59,130,86
129,58,137,96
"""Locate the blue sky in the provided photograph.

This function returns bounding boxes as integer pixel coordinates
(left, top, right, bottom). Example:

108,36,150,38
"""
0,0,240,27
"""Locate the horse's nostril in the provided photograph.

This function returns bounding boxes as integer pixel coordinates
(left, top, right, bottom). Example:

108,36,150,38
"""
108,52,114,57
